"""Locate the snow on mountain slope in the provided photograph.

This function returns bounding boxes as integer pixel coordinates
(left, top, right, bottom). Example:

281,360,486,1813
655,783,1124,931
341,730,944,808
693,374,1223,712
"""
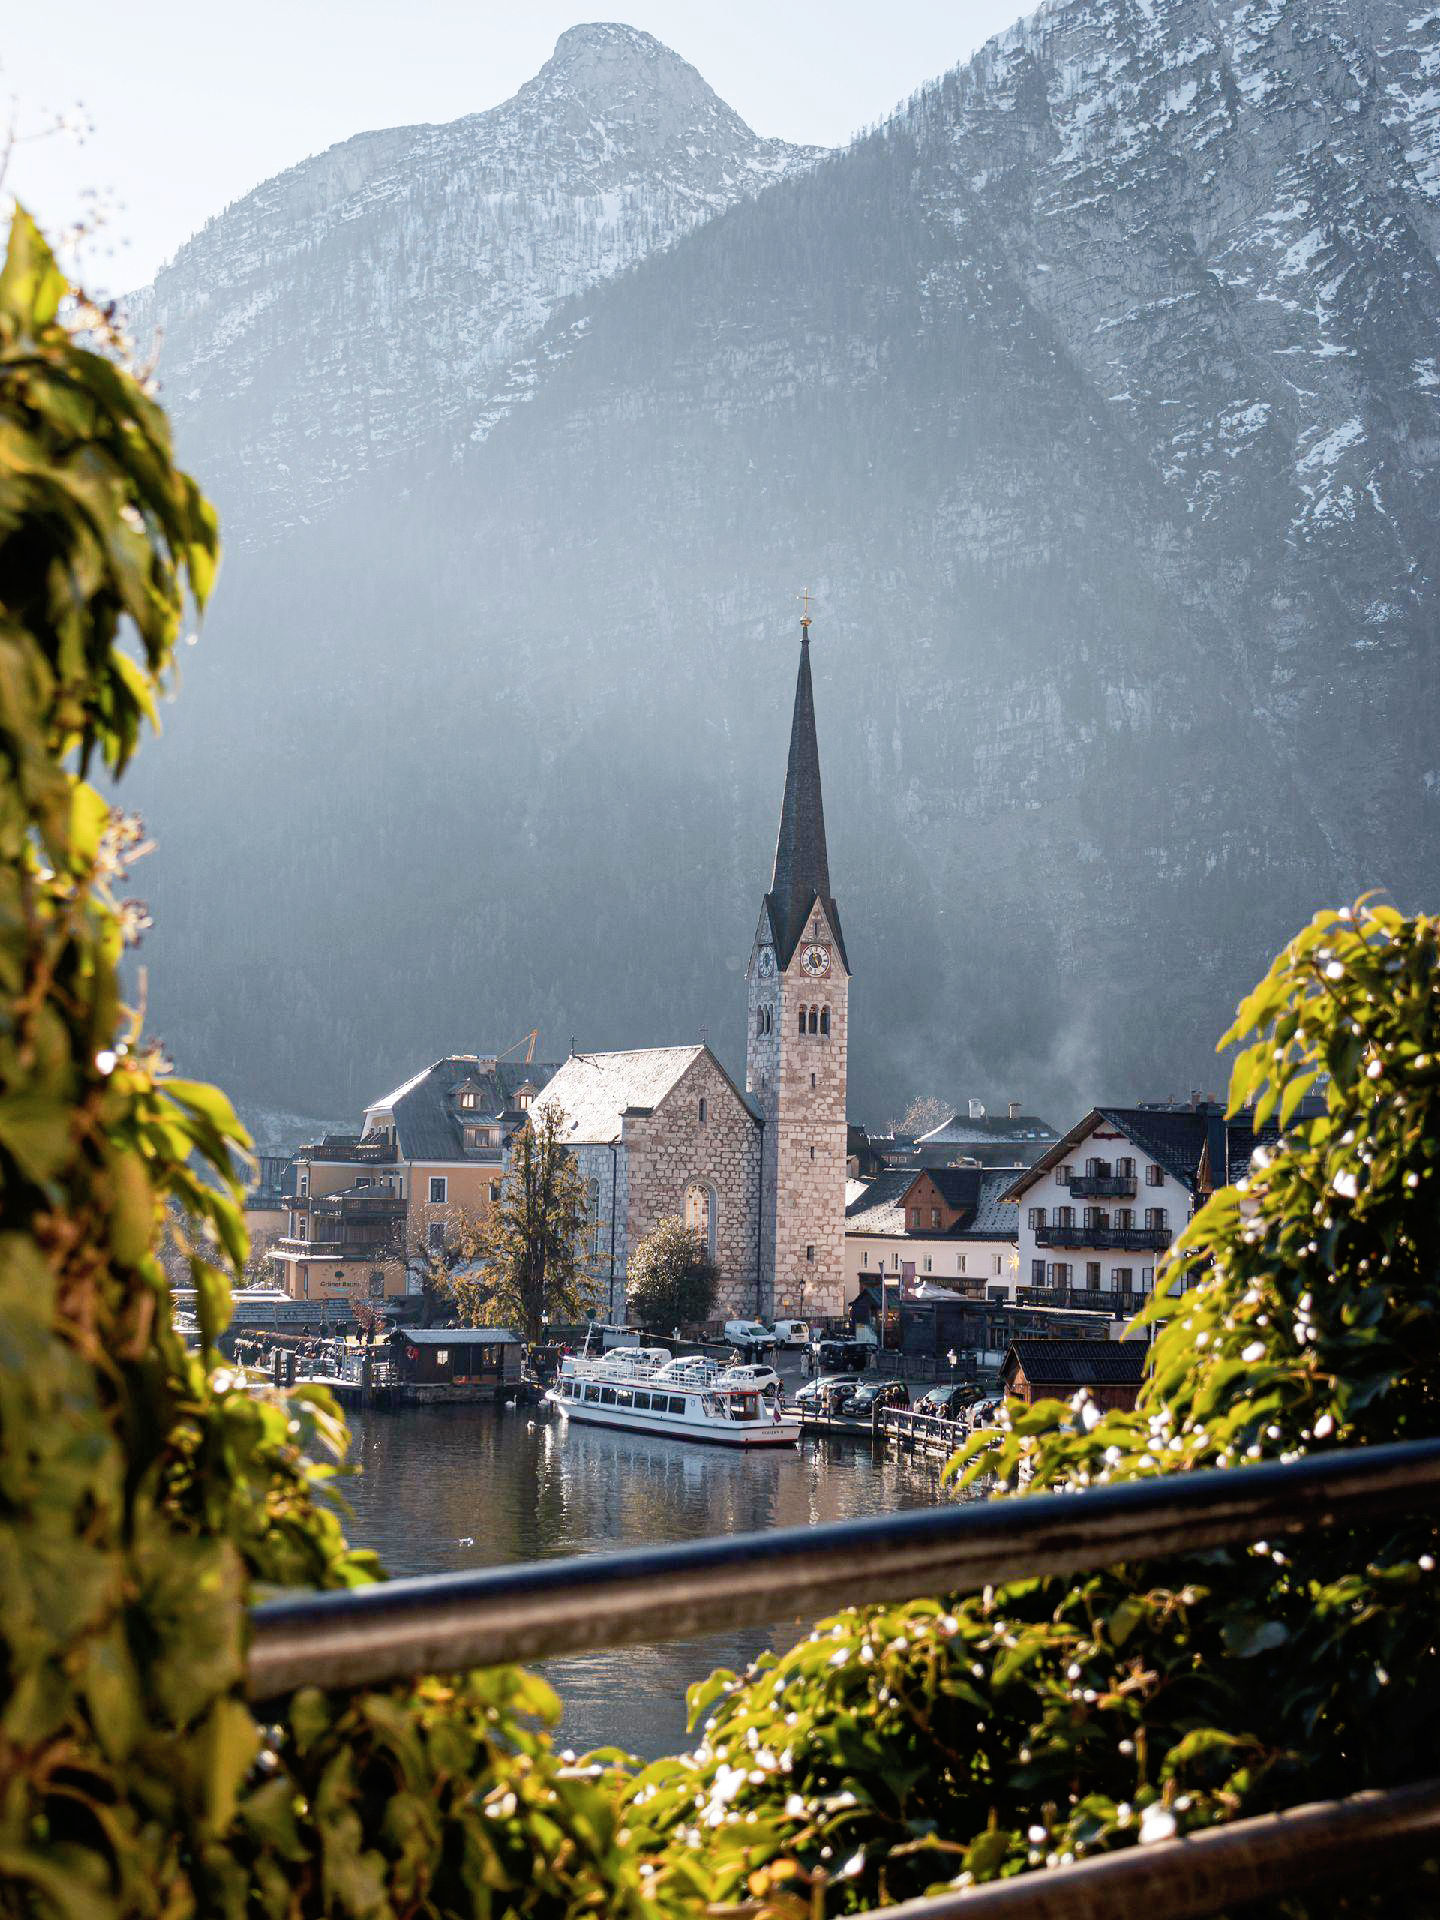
127,23,824,538
126,4,1440,1123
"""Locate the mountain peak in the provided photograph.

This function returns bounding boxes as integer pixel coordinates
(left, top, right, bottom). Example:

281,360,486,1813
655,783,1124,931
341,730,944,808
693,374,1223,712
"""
529,20,738,128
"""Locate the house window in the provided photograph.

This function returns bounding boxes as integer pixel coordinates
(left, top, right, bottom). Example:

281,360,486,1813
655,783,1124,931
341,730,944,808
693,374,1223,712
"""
1146,1163,1164,1187
1112,1267,1133,1286
1031,1258,1046,1284
798,1007,807,1035
1051,1262,1072,1285
1146,1207,1168,1231
1027,1207,1045,1229
460,1091,477,1109
489,1182,501,1203
698,1097,707,1124
1142,1266,1156,1289
908,1208,920,1229
820,1006,830,1036
517,1089,532,1110
1117,1156,1136,1178
429,1176,447,1204
434,1350,449,1367
299,1173,309,1197
427,1222,445,1251
1057,1206,1075,1228
1085,1262,1101,1287
298,1222,307,1241
994,1254,1003,1275
1057,1164,1073,1186
1116,1207,1135,1228
923,1255,932,1272
806,1245,815,1263
958,1253,967,1273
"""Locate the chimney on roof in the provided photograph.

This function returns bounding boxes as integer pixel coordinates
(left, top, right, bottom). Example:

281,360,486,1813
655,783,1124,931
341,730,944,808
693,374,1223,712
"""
968,1098,985,1119
1008,1100,1021,1121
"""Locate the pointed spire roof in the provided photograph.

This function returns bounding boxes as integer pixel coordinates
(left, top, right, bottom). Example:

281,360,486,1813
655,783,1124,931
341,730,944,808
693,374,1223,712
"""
764,622,848,972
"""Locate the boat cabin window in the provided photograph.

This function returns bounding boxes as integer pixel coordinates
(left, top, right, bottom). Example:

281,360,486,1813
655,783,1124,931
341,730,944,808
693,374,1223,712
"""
601,1387,616,1405
730,1394,759,1422
615,1387,632,1406
584,1384,599,1402
634,1391,650,1410
667,1395,685,1414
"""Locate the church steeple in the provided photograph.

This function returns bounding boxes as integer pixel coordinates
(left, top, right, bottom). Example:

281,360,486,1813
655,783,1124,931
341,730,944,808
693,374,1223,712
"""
765,619,848,972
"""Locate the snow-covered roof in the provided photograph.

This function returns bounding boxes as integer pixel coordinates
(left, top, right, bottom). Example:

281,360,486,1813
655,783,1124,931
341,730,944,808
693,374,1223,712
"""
540,1045,754,1144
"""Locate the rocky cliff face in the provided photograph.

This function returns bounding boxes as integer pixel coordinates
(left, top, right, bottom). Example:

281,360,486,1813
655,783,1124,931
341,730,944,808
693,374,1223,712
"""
128,23,824,538
126,2,1440,1126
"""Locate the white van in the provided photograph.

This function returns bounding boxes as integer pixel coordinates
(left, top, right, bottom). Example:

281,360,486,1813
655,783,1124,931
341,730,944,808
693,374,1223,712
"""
724,1319,775,1355
773,1320,811,1348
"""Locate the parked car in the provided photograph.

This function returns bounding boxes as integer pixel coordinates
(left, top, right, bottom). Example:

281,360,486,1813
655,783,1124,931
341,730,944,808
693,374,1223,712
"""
814,1336,874,1372
966,1396,1004,1431
773,1319,811,1348
717,1362,781,1399
794,1373,863,1413
850,1379,910,1418
724,1319,776,1357
916,1382,981,1419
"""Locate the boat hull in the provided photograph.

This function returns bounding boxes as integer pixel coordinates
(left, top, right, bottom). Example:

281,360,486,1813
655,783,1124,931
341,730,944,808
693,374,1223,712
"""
547,1395,799,1447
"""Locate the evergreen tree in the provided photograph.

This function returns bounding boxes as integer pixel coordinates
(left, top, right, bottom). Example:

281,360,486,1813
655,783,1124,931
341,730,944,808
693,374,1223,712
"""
626,1216,719,1331
447,1103,597,1341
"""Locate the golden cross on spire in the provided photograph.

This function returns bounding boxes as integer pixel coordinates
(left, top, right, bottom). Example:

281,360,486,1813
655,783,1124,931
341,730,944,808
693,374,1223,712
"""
798,585,814,631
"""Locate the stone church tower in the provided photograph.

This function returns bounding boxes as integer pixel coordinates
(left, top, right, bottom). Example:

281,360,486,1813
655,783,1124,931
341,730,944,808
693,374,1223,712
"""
745,616,849,1319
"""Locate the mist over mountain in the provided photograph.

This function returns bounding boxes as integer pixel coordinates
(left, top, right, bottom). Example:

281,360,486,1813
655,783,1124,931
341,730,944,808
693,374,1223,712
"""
128,2,1440,1131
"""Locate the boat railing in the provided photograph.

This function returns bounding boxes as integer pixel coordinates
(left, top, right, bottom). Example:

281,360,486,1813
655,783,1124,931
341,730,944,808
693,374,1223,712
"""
245,1438,1440,1918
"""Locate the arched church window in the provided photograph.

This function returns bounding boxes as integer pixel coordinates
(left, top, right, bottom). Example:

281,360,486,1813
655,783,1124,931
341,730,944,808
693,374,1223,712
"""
808,1007,819,1035
798,1006,807,1036
684,1183,717,1259
698,1097,707,1124
820,1006,830,1036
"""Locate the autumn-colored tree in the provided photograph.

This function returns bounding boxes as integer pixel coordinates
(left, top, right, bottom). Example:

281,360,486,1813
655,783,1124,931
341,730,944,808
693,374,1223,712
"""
626,1216,718,1332
446,1103,597,1341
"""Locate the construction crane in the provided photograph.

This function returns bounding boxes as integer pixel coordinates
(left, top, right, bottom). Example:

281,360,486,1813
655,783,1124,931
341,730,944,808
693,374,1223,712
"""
496,1028,539,1067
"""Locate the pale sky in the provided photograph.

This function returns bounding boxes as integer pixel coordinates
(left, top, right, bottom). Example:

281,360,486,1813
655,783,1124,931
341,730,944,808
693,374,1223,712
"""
4,1,1026,293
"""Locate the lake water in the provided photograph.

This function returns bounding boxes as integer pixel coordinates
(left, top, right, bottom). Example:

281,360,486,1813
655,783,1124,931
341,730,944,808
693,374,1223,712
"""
340,1401,953,1759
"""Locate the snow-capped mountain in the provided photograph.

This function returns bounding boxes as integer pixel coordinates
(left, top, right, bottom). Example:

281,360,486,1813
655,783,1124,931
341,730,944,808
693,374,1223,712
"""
129,23,824,537
127,3,1440,1124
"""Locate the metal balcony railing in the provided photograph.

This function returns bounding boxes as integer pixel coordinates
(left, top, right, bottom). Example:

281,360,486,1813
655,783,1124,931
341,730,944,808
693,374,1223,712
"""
1034,1223,1170,1251
243,1440,1440,1918
1019,1285,1149,1318
1067,1172,1137,1198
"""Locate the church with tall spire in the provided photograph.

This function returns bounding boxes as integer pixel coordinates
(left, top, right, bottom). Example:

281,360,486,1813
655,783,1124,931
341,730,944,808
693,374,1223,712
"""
745,612,849,1318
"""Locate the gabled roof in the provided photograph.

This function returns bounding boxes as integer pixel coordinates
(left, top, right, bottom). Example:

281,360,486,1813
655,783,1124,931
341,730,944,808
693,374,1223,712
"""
918,1111,1058,1145
363,1055,560,1163
765,627,848,973
1002,1339,1147,1386
394,1326,521,1346
1001,1107,1215,1201
844,1166,1021,1242
843,1169,915,1235
537,1045,757,1146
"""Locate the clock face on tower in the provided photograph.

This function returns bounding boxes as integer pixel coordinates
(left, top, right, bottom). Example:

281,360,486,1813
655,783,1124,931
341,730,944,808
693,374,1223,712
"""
757,947,776,979
800,943,832,979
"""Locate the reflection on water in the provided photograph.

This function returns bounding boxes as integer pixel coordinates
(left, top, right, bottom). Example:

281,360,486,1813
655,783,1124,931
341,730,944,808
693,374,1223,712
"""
340,1404,951,1758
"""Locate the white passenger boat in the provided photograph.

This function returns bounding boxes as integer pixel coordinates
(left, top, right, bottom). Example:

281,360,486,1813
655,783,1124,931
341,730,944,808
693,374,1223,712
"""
547,1347,800,1447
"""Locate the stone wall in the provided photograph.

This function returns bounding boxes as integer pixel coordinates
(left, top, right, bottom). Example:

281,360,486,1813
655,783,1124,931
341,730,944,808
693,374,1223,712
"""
621,1051,761,1317
569,1140,629,1323
746,899,848,1319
